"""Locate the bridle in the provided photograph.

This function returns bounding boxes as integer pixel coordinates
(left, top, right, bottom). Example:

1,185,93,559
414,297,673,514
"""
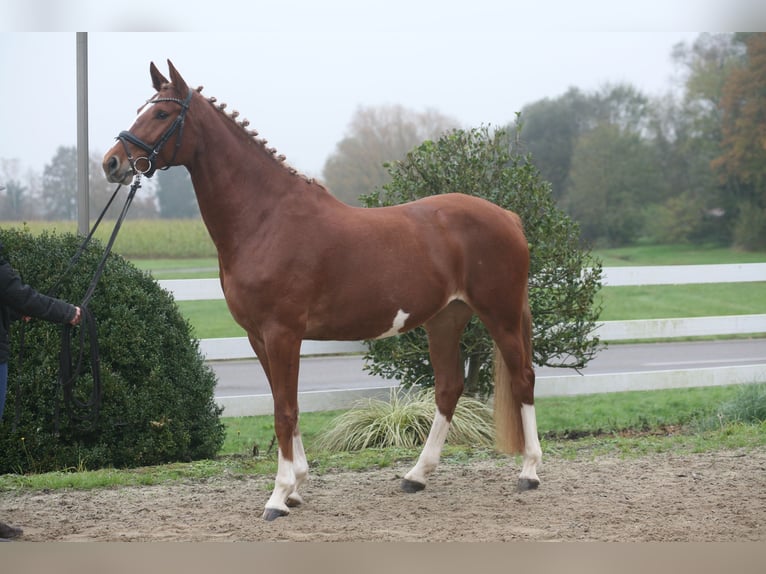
116,89,193,176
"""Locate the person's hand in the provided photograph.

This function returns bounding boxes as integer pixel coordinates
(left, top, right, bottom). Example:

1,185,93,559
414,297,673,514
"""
70,306,82,325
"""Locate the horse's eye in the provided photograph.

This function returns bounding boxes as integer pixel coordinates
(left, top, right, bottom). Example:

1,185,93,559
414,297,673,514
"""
156,110,170,120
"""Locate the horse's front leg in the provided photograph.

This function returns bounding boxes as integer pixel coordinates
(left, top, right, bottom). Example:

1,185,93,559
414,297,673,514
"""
258,331,306,521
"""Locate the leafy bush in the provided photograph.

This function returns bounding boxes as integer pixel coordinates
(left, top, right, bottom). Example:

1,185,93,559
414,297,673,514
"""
314,388,493,451
0,228,224,473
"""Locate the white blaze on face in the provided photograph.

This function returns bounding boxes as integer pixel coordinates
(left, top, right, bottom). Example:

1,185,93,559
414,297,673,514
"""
136,99,155,120
374,309,410,339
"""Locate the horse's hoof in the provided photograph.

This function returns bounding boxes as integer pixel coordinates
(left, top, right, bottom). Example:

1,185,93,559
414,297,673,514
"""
401,478,426,493
517,478,540,492
262,507,289,521
286,492,304,507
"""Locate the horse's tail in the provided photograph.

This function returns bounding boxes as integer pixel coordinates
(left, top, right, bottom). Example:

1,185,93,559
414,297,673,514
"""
493,294,533,455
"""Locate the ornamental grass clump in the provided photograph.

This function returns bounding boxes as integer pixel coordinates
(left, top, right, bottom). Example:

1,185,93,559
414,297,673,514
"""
315,388,494,452
714,383,766,426
693,383,766,432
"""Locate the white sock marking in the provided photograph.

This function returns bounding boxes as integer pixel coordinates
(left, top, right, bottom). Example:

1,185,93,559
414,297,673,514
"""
287,432,308,507
264,449,294,516
519,404,542,482
404,411,451,486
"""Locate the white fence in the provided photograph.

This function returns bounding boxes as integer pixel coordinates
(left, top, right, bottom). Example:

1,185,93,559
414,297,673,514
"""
158,263,766,359
158,263,766,412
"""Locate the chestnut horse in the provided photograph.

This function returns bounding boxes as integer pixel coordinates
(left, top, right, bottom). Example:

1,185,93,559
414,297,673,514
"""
103,61,542,521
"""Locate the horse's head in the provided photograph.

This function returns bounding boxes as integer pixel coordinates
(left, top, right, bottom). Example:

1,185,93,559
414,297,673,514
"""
103,60,195,184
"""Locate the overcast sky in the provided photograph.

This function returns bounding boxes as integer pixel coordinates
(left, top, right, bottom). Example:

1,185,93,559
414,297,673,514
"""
0,1,755,181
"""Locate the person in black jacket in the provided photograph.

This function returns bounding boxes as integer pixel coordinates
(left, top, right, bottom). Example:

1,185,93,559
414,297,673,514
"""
0,240,81,541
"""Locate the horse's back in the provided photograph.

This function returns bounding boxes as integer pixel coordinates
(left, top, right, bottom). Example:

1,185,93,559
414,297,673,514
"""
400,193,527,260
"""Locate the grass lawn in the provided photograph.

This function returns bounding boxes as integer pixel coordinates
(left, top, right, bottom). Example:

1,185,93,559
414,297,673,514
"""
131,258,218,279
221,384,764,457
178,300,246,338
2,383,764,491
598,282,766,320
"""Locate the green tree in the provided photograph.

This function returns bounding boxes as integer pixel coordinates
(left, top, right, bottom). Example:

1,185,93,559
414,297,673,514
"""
156,166,199,218
518,88,595,201
712,33,766,250
519,84,653,206
654,32,745,245
566,123,665,246
41,146,78,220
0,179,26,220
0,159,32,220
360,125,602,397
323,105,460,206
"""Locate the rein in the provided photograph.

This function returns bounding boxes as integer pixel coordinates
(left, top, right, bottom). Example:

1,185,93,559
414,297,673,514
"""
117,89,193,176
13,176,143,432
27,89,193,430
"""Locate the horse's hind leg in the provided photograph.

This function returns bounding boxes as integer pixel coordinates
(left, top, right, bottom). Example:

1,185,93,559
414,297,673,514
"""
402,301,473,493
484,312,542,492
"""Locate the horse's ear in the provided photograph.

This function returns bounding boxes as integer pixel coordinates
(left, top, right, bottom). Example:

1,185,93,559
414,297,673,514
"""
150,61,168,91
167,60,189,98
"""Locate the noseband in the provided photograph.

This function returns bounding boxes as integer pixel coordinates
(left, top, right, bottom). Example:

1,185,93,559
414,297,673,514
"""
116,89,193,176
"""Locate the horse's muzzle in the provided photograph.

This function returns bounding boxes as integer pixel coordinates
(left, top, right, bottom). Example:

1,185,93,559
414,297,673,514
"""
103,154,135,185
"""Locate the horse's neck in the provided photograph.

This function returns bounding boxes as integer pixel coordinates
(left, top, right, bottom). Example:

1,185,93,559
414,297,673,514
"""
184,116,340,254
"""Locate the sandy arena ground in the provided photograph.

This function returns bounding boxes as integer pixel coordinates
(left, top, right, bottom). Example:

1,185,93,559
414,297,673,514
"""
1,447,764,542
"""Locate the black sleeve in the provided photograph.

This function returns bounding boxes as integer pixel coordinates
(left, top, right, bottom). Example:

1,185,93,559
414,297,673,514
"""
0,260,77,325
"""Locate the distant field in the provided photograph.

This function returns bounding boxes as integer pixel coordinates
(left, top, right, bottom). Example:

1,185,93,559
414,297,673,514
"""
5,220,766,264
3,219,216,259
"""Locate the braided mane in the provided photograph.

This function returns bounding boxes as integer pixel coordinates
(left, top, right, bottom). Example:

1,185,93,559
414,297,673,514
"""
193,85,322,187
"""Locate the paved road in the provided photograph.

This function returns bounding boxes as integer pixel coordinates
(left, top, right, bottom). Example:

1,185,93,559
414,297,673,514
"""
210,338,766,398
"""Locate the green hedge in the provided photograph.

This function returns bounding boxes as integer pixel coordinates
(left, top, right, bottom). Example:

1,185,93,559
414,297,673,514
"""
0,228,224,474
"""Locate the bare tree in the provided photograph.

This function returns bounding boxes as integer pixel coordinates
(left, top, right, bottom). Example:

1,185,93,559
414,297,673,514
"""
322,105,460,205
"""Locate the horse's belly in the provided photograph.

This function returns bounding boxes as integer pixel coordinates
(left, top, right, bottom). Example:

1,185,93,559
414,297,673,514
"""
304,288,457,341
304,311,409,341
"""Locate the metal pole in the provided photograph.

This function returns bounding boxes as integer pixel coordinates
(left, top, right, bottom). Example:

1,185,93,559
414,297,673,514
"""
76,32,89,236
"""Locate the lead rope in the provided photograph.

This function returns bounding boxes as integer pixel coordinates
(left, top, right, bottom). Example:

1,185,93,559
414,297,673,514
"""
11,176,142,433
55,175,142,431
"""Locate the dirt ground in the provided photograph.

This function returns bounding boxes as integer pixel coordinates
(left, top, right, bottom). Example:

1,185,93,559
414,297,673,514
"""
1,448,764,542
